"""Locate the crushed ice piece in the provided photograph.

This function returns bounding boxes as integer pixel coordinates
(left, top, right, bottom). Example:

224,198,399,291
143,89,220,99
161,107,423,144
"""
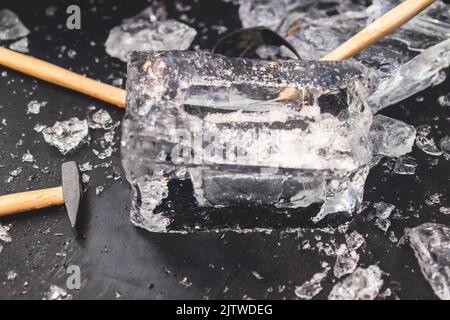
370,115,416,158
438,93,450,107
0,9,29,41
95,186,104,195
328,265,384,300
94,146,114,160
409,223,450,300
389,231,398,243
105,5,197,62
439,136,450,159
0,223,12,243
179,277,193,288
393,155,417,175
21,151,34,163
345,231,365,251
251,271,264,280
33,123,46,132
375,218,391,232
27,100,48,115
67,49,77,59
6,270,17,280
45,285,72,300
79,161,93,172
9,167,22,177
416,135,443,156
334,244,359,278
89,109,113,129
295,263,331,300
81,173,90,184
9,37,28,53
425,193,441,206
42,118,89,155
374,202,395,219
439,207,450,215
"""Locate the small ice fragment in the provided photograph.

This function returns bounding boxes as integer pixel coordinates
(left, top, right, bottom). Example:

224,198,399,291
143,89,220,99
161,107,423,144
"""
95,186,104,195
179,277,193,288
295,264,330,300
0,223,12,243
33,123,46,132
45,285,72,300
375,218,391,232
334,245,360,279
96,146,114,160
112,78,123,87
27,100,47,115
10,167,22,177
439,207,450,215
21,151,34,163
345,231,365,251
370,115,416,158
9,37,28,53
81,173,90,184
6,270,17,280
438,93,450,107
115,291,122,299
409,223,450,300
67,49,77,59
89,109,113,129
105,5,197,62
374,202,395,219
389,231,398,243
0,9,30,41
251,271,264,280
79,161,93,172
416,135,443,156
42,118,89,155
328,265,384,300
425,193,440,206
393,155,417,175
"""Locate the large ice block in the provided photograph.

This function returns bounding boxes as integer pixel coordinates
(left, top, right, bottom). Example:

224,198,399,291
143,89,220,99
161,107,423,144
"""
121,51,374,232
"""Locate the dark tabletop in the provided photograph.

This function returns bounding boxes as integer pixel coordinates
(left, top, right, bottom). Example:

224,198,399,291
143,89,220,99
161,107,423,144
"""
0,0,449,300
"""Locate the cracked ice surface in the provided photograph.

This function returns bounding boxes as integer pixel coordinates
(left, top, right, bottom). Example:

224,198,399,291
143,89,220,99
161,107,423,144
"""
122,51,374,232
0,9,29,41
409,223,450,300
42,118,90,155
328,265,384,300
105,3,197,62
238,0,450,112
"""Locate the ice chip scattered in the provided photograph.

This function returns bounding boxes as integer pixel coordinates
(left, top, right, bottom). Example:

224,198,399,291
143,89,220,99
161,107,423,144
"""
394,155,417,175
328,265,384,300
0,9,29,41
9,37,28,53
105,4,197,62
27,100,47,115
295,263,330,300
89,109,113,130
42,118,89,155
409,223,450,300
0,223,12,243
45,285,72,300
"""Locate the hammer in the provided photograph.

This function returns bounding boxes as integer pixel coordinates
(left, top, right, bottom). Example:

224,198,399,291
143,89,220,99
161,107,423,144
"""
0,161,82,228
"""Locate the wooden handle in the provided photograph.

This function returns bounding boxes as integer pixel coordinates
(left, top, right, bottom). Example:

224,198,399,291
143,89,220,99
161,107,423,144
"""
0,187,64,217
0,47,126,108
321,0,436,61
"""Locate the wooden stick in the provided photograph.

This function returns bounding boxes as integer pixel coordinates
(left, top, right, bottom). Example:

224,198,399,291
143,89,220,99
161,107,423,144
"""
321,0,436,61
0,187,64,216
0,47,126,108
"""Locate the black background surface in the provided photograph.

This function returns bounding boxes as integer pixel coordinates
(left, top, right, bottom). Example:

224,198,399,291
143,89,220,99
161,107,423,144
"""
0,0,449,300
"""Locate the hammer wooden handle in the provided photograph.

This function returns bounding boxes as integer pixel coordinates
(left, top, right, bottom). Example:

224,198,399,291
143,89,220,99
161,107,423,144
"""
0,187,64,217
0,47,126,108
321,0,436,61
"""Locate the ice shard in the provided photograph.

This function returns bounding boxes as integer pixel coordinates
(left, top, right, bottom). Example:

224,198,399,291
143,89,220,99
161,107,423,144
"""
409,223,450,300
239,0,450,111
0,9,29,41
42,118,90,155
105,4,197,62
121,51,374,232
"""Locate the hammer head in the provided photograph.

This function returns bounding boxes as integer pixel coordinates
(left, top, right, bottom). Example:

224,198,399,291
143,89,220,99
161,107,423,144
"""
61,161,82,228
